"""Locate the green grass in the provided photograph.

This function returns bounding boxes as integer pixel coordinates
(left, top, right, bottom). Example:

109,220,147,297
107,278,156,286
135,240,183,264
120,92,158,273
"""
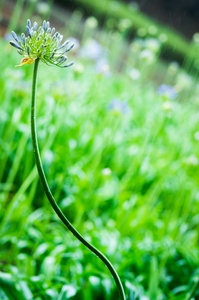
0,12,199,300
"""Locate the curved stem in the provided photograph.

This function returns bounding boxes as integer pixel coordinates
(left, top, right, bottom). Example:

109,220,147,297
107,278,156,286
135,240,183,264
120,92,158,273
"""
31,58,126,300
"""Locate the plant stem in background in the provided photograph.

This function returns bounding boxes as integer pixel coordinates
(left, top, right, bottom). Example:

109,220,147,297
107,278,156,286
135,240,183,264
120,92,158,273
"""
8,0,26,32
31,58,126,300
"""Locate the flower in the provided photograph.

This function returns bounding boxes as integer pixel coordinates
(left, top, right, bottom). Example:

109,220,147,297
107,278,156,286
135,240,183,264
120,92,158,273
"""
101,168,112,176
185,155,199,166
129,68,140,80
145,38,161,53
10,19,74,68
139,49,155,64
157,84,178,100
167,62,179,75
194,131,199,141
79,39,106,61
94,58,111,77
162,101,172,111
85,16,98,29
107,99,130,115
175,73,193,91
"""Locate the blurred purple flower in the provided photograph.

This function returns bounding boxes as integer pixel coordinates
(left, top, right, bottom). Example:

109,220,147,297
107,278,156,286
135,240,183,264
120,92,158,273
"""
94,58,111,77
107,99,130,115
4,33,15,41
157,84,178,100
79,39,107,61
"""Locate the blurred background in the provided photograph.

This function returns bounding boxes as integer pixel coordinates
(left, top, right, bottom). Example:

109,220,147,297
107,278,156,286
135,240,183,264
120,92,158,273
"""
127,0,199,39
0,0,199,299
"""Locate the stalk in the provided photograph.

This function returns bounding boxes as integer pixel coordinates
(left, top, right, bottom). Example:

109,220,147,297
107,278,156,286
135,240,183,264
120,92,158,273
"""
31,58,126,300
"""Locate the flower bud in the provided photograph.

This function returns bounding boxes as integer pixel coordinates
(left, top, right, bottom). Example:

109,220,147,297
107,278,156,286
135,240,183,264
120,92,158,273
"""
11,31,19,43
10,41,23,50
27,19,31,28
32,22,38,30
26,26,32,38
21,33,26,45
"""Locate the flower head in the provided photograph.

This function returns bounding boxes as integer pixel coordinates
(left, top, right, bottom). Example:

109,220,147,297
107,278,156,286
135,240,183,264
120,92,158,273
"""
107,99,130,115
157,84,178,100
10,19,74,68
79,39,105,61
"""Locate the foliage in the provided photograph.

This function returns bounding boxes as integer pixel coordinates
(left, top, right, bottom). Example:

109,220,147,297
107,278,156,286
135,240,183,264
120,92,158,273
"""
0,10,199,300
71,0,199,74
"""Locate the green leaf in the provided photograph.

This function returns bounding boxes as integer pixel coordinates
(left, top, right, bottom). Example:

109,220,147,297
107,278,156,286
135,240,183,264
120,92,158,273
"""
0,272,27,300
149,257,159,300
58,285,77,300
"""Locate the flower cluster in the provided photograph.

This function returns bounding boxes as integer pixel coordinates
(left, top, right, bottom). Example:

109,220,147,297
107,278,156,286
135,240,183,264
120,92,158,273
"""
10,19,74,67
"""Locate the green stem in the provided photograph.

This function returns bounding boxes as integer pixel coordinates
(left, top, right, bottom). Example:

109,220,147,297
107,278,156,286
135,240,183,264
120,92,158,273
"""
31,58,126,300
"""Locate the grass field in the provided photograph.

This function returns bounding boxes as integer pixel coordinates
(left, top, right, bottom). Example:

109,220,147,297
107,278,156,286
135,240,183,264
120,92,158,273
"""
0,10,199,300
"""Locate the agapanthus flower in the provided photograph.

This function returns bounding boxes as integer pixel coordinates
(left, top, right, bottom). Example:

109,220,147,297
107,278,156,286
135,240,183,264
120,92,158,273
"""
157,84,178,100
10,19,74,67
107,98,130,115
79,39,105,61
